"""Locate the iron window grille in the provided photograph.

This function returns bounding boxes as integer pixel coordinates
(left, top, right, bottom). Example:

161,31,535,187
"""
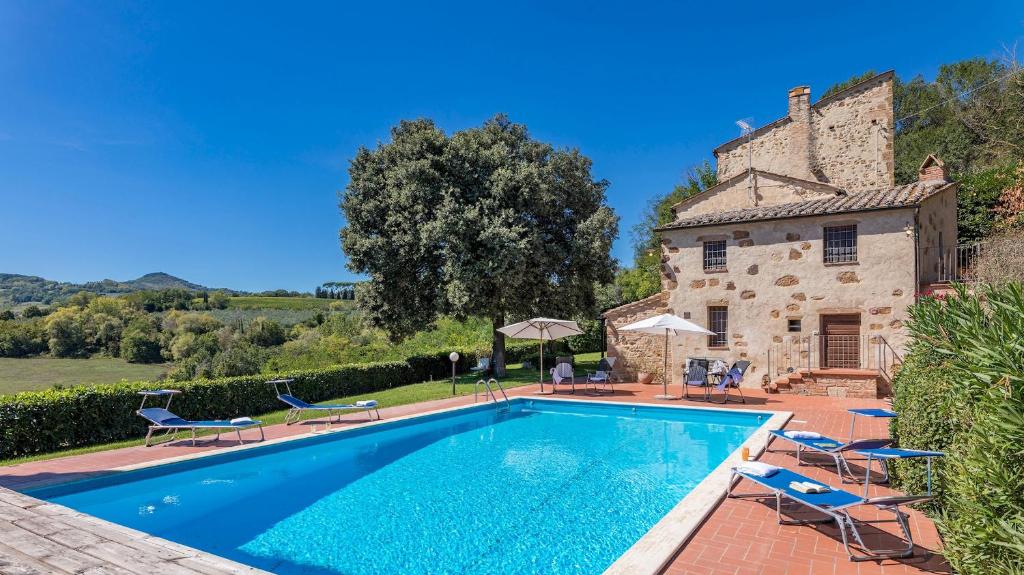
824,225,858,263
708,306,728,347
703,240,727,271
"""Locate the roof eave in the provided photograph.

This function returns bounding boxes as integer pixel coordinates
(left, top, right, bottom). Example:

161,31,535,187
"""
656,203,920,233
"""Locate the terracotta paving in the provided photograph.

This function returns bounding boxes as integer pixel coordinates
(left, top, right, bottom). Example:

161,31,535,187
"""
0,381,949,575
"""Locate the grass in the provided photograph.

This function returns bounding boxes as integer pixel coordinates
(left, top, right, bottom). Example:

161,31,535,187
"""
0,352,603,466
0,357,170,395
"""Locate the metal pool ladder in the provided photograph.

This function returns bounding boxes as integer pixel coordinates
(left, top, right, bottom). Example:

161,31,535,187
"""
475,378,510,413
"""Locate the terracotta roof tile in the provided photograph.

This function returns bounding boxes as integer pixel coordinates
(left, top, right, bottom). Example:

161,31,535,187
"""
657,180,954,231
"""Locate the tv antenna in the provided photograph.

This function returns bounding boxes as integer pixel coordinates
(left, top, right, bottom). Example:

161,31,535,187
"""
736,119,756,205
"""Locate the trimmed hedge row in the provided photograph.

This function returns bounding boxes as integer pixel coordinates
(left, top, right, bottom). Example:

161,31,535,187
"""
0,361,414,459
0,339,561,459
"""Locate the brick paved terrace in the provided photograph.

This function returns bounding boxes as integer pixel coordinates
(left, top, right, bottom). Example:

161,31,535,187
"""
0,381,949,575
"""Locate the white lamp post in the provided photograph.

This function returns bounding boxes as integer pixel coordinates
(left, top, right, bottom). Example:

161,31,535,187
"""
449,352,460,395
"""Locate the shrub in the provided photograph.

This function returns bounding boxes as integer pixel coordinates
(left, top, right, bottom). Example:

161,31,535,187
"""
245,317,287,347
890,282,1024,574
21,305,48,318
0,320,48,357
211,342,266,377
0,361,415,459
0,310,14,321
120,329,164,364
44,307,87,358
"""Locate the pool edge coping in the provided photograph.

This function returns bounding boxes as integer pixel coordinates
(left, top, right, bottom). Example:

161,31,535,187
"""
603,403,792,575
15,395,790,575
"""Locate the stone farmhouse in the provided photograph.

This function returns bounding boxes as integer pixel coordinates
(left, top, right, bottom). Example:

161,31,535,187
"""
605,71,958,398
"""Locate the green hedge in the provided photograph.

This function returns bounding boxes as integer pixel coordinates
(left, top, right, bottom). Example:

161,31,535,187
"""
0,340,574,459
0,361,414,459
889,283,1024,574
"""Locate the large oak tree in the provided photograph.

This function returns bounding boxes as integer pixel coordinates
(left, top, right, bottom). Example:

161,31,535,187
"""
340,115,618,375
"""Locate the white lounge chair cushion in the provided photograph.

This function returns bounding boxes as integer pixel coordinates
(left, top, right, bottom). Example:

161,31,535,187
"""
736,461,780,477
784,430,823,439
230,417,256,425
356,400,378,408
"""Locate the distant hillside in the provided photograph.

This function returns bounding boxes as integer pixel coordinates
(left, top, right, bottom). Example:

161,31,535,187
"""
0,272,240,307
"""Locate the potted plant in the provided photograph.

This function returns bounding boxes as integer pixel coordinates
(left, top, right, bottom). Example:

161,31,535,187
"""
636,372,655,385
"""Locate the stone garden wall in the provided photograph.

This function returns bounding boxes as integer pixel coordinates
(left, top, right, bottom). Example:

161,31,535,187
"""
604,292,670,383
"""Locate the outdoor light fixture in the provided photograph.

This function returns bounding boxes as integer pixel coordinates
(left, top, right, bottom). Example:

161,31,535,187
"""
449,352,460,395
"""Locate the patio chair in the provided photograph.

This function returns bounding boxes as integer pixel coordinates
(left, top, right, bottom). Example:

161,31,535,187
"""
550,361,579,394
683,360,710,401
729,465,932,561
272,379,381,425
586,357,615,394
767,429,892,482
136,389,265,447
710,360,750,404
470,357,491,376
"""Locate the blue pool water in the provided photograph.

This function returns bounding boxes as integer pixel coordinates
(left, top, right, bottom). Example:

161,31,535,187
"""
35,399,765,574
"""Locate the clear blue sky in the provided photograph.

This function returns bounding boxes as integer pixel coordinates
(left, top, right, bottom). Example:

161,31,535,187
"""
1,1,1021,291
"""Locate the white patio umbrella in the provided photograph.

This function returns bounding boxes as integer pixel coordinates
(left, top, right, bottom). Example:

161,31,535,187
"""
618,313,714,400
497,318,583,394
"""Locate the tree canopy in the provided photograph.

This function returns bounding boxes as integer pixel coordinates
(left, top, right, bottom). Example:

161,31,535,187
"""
340,115,618,374
610,161,717,305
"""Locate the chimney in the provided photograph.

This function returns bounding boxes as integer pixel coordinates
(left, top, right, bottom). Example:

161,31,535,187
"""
788,86,811,122
787,85,814,179
918,154,948,182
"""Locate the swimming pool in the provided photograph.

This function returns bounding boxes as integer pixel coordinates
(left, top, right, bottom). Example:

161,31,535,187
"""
33,398,777,574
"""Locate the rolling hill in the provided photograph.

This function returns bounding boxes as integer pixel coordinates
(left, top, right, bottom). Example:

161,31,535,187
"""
0,272,239,307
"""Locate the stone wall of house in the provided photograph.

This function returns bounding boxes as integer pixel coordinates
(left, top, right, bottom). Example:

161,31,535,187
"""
603,292,670,383
917,186,959,284
811,75,895,191
671,172,839,219
660,208,917,389
716,72,894,194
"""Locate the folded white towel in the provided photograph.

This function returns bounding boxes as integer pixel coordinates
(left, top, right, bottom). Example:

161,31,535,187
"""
230,417,255,425
736,461,780,477
789,481,830,494
784,430,822,439
355,400,378,408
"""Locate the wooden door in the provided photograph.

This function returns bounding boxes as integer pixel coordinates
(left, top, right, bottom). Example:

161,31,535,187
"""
820,314,861,368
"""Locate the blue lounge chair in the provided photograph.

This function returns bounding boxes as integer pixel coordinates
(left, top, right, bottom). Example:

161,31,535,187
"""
847,407,897,441
768,429,891,482
270,379,381,425
136,390,264,447
729,465,932,561
855,447,945,497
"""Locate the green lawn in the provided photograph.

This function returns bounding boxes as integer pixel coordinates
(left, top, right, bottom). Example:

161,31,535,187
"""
0,352,603,466
0,357,171,395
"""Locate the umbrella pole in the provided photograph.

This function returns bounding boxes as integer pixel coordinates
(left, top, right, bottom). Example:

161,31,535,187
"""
656,328,679,400
539,340,544,392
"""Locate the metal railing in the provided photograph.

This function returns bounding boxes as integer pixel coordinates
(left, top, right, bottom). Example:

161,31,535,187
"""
768,334,903,379
475,378,510,412
924,242,982,283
